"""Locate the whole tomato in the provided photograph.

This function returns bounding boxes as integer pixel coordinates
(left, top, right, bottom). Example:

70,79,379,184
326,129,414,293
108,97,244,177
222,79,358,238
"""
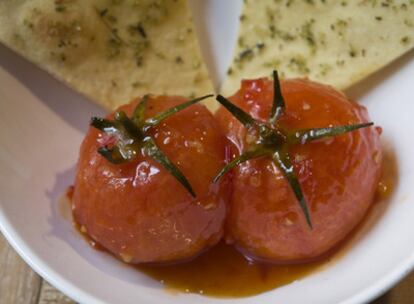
73,96,230,264
216,78,382,263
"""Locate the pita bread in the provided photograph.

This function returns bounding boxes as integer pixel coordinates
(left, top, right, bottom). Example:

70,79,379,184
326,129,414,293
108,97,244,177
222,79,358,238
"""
222,0,414,95
0,0,214,110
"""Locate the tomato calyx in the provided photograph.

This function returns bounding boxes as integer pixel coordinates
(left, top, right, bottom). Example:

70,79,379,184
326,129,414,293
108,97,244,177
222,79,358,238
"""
214,71,374,229
90,94,214,197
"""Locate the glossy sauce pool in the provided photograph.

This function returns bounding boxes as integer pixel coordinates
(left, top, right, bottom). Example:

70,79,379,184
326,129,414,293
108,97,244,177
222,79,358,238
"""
66,148,396,298
138,241,330,297
138,147,396,298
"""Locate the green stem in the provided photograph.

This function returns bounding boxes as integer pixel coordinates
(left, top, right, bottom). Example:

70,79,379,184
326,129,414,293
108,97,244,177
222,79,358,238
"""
216,95,258,128
213,148,270,182
132,95,149,127
143,137,196,197
273,149,312,228
90,94,211,197
97,146,127,164
288,122,374,144
144,94,214,128
269,70,286,124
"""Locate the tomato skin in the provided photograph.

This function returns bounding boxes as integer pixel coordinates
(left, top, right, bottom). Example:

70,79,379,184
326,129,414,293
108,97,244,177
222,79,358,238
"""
73,96,230,264
216,78,382,263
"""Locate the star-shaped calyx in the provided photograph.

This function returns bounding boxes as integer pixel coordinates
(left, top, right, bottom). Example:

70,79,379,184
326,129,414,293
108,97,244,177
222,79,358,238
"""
213,71,373,228
90,94,214,198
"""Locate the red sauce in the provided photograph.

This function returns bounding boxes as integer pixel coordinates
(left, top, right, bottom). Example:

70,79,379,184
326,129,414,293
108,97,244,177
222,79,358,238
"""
66,147,396,298
66,185,74,201
137,241,329,297
73,220,107,252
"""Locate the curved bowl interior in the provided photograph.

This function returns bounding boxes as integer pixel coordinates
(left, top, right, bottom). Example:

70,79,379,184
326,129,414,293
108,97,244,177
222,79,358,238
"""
1,1,414,303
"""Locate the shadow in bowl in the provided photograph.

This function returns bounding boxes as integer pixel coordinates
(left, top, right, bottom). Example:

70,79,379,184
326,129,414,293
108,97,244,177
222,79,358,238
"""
326,143,399,268
42,142,399,293
0,43,170,288
0,44,106,133
45,165,161,288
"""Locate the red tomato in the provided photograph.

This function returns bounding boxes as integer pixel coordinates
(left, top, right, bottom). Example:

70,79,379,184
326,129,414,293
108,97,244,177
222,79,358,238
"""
73,96,230,264
216,78,382,263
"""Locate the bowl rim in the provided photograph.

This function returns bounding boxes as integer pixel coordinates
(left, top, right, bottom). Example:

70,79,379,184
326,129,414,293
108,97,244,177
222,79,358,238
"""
1,207,414,304
0,213,101,304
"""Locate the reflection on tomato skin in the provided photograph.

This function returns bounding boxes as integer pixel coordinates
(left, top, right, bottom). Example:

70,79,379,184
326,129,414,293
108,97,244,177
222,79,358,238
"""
216,78,382,263
73,96,230,264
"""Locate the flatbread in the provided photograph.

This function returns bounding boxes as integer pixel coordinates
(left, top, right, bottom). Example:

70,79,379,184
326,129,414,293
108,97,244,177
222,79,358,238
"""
0,0,214,110
221,0,414,95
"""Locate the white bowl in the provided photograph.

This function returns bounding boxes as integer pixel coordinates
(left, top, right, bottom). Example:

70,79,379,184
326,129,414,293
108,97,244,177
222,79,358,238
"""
1,1,414,303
